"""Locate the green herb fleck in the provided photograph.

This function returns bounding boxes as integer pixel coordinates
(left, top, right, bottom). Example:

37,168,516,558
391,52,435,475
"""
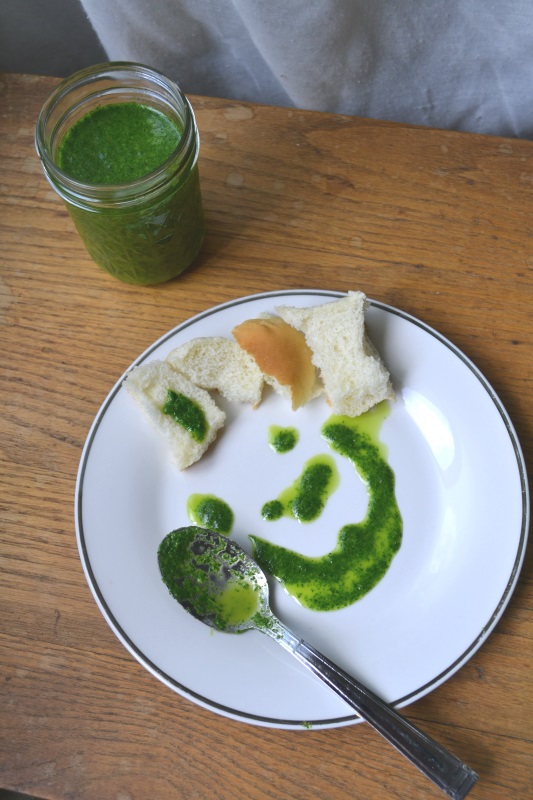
262,454,339,524
261,500,284,521
162,389,207,442
187,494,234,534
268,425,299,454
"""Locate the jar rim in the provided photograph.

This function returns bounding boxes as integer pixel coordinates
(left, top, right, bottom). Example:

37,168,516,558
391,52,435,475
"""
35,61,199,206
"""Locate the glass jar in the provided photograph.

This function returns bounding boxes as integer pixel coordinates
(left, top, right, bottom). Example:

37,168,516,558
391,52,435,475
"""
35,62,205,285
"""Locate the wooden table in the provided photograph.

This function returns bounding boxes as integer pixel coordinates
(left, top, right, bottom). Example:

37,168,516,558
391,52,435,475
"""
1,73,531,800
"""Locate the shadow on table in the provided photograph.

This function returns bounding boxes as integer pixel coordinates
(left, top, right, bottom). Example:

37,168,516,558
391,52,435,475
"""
0,791,45,800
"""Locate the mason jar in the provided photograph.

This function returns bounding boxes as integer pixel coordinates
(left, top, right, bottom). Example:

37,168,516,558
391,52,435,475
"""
35,62,205,285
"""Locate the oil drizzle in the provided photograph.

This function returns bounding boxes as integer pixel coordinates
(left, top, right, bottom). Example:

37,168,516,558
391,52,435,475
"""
261,455,339,523
251,403,402,611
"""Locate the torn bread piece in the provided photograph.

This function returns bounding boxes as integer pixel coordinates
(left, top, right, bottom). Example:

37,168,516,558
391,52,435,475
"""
123,360,225,469
276,291,394,417
166,336,264,407
232,314,323,410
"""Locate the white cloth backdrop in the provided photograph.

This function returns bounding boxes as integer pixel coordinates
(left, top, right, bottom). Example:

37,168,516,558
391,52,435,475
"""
80,0,533,138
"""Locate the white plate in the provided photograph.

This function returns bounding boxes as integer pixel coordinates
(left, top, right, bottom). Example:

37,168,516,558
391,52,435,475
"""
75,290,529,729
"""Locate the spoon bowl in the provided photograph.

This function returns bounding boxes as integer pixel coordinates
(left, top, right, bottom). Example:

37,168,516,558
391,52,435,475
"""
158,524,273,633
158,526,478,800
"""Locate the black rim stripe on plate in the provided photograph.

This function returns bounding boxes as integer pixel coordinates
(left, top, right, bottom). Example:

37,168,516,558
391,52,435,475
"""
75,290,530,728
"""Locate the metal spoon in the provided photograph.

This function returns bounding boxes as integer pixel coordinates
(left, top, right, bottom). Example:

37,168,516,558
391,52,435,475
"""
158,526,478,800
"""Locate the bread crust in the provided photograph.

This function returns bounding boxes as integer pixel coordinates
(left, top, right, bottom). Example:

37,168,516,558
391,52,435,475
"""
232,316,322,410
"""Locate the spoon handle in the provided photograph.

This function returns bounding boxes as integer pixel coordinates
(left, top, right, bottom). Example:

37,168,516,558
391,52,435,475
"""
270,622,478,800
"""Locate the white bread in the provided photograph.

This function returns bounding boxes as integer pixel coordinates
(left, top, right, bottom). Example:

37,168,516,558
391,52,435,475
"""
123,360,225,469
276,292,394,417
232,314,323,410
165,336,264,407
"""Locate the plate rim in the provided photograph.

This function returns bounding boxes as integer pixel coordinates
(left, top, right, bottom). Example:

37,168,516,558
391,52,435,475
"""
74,289,530,729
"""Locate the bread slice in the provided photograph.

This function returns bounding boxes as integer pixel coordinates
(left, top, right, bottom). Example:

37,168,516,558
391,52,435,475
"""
123,360,225,469
166,336,264,407
276,292,394,417
232,314,323,410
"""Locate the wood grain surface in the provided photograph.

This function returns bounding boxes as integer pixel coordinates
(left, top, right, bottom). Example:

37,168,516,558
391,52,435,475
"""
1,73,531,800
